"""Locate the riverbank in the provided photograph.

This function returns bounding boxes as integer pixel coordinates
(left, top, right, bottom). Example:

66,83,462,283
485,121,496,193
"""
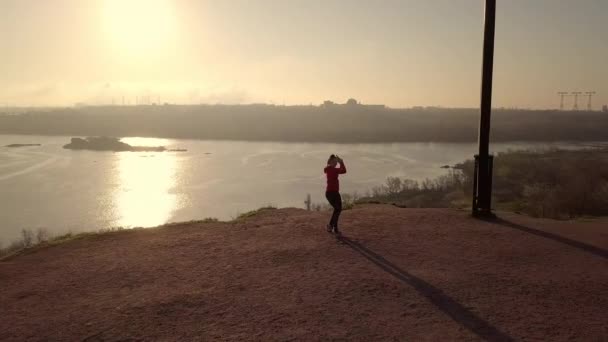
1,205,607,340
357,147,608,219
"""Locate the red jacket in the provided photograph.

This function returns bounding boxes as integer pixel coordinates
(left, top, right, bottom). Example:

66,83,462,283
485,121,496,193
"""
324,163,347,192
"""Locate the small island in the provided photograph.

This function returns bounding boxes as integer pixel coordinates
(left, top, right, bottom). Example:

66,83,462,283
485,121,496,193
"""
5,144,41,148
63,137,166,152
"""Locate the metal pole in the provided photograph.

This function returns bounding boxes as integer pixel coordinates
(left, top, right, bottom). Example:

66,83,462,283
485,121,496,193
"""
479,0,495,158
473,0,496,218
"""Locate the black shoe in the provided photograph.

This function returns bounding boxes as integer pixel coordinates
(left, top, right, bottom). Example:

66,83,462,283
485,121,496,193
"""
326,224,333,232
332,227,341,235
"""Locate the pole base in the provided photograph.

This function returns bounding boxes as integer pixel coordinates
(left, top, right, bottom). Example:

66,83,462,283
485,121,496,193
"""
472,154,494,217
472,209,496,220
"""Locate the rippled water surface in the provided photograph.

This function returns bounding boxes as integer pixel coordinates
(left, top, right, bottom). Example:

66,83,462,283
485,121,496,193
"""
0,134,598,241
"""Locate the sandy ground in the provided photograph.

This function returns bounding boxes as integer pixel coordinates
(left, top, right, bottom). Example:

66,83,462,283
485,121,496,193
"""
1,205,607,341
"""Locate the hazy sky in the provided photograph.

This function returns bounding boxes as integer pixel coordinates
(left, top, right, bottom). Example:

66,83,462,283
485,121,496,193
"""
1,0,606,108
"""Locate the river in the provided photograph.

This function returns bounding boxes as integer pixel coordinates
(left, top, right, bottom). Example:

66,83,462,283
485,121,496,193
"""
0,134,599,242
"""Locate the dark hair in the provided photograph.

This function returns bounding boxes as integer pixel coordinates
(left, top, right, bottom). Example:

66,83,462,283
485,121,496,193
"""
327,154,336,164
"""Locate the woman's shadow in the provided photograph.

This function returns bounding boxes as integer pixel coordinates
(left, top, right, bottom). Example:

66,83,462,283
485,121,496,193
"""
337,235,514,342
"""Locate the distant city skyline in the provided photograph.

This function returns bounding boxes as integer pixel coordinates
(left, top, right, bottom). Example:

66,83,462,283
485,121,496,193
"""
1,0,606,109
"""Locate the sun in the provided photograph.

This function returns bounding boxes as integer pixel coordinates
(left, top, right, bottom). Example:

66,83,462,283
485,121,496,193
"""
102,0,177,56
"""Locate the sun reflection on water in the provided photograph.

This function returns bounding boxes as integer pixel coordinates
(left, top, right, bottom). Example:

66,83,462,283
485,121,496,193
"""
113,142,179,228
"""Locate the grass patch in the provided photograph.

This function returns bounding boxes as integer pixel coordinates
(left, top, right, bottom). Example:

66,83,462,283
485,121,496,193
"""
1,211,272,261
0,227,133,261
0,217,235,261
235,205,277,220
164,218,222,227
310,192,361,211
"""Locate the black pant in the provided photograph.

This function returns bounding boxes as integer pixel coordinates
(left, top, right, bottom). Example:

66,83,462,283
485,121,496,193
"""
325,191,342,229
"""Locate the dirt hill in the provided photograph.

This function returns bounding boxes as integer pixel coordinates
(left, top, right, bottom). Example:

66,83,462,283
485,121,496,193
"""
1,205,607,341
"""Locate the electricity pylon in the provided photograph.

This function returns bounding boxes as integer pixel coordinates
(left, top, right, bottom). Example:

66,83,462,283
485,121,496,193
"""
557,92,569,110
571,92,582,111
585,91,596,111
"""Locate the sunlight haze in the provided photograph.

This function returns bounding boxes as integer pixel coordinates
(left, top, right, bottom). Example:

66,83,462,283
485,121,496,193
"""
1,0,606,108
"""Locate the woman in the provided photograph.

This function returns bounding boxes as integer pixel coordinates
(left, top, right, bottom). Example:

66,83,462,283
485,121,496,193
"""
324,154,347,234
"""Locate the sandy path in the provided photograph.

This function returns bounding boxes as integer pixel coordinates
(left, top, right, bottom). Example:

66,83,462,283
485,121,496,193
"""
1,205,607,341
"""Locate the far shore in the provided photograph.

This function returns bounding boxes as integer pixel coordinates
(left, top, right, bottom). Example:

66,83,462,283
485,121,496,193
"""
2,106,608,143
